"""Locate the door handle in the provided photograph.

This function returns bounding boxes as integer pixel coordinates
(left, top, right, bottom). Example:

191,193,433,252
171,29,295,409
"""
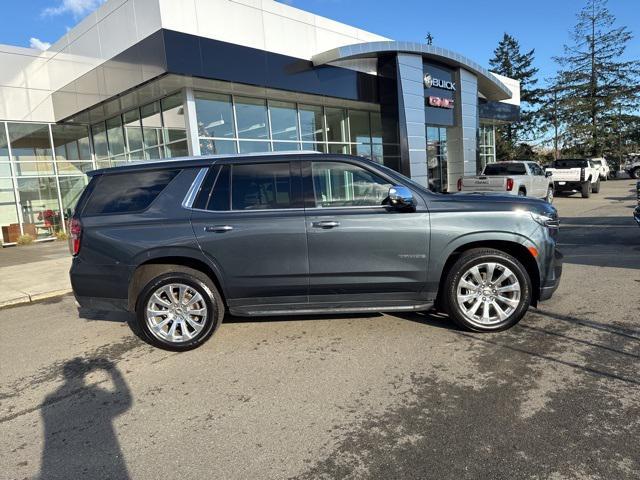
204,225,234,233
312,220,340,229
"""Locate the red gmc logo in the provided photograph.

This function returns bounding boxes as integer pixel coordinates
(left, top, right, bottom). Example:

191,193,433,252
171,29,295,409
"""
428,96,455,109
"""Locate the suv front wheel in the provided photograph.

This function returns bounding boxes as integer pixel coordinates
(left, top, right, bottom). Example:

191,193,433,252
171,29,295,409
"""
443,249,532,332
136,267,224,351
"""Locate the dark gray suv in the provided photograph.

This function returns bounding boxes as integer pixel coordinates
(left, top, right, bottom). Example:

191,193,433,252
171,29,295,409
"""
70,152,562,350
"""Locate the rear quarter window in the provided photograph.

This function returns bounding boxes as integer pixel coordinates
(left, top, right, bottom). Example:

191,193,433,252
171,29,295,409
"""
83,169,181,215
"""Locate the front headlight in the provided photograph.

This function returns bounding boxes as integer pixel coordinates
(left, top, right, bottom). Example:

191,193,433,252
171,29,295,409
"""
530,211,560,229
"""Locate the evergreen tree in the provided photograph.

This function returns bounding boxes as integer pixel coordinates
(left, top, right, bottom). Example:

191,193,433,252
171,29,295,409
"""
489,33,541,159
553,0,640,157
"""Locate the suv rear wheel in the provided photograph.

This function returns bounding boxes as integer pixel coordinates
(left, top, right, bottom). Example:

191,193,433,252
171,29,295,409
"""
135,267,224,351
443,248,532,332
592,179,601,193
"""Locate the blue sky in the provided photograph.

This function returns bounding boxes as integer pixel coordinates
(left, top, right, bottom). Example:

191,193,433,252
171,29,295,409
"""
3,0,639,86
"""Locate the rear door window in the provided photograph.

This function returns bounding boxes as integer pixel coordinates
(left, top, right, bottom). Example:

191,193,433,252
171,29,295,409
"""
83,169,180,215
231,163,292,210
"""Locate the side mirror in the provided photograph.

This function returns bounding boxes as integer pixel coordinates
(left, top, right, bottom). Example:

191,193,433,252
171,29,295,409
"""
388,186,415,211
545,171,553,178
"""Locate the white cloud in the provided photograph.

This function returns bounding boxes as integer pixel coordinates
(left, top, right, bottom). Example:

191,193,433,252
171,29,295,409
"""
30,37,52,51
43,0,106,18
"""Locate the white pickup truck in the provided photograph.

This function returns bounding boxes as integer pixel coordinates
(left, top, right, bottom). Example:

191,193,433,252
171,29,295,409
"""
545,159,600,198
458,161,554,203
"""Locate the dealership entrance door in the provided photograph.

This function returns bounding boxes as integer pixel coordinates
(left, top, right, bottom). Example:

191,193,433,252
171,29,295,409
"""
426,126,449,193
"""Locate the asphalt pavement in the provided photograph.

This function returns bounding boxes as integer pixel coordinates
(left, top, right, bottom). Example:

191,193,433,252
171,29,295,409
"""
1,179,639,480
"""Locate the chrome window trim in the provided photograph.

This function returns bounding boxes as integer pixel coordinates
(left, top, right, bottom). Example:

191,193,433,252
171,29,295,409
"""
182,168,209,209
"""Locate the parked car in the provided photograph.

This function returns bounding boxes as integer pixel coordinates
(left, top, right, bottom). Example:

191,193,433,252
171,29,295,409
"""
545,159,600,198
458,161,554,203
69,152,563,351
590,158,610,181
624,154,640,179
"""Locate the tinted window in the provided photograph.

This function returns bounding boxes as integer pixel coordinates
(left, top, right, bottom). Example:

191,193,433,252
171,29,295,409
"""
592,160,602,166
231,163,291,210
210,165,230,211
312,162,392,208
483,163,527,175
84,169,180,215
553,159,588,168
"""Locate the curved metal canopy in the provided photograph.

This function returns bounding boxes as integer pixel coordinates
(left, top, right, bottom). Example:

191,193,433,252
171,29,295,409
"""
312,41,512,101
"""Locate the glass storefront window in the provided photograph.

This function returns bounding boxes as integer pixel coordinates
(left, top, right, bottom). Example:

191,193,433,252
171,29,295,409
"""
269,101,299,142
7,123,52,162
0,126,11,178
58,176,88,219
478,124,496,173
200,139,237,155
165,141,189,158
123,109,143,153
13,162,55,176
349,110,371,144
299,104,324,143
106,117,125,158
238,141,271,154
17,177,61,239
195,92,236,139
328,144,349,154
56,161,94,175
141,102,163,149
235,97,269,140
427,126,448,193
161,94,187,144
92,123,108,159
371,112,384,144
325,107,347,143
273,142,301,152
51,125,91,162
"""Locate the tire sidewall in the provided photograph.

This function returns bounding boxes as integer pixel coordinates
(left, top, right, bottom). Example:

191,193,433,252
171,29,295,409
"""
136,273,221,351
445,251,532,332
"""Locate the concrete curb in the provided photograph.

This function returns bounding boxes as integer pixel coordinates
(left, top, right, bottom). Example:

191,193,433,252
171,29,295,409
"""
0,289,72,310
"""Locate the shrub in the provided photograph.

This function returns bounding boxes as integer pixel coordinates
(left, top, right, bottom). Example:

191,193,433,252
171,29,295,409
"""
55,230,69,241
16,234,35,246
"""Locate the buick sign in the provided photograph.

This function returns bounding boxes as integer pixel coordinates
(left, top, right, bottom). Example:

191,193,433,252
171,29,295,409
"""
424,73,456,91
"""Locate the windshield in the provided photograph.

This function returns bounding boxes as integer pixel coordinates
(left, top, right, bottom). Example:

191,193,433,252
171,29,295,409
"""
553,159,588,168
483,163,527,175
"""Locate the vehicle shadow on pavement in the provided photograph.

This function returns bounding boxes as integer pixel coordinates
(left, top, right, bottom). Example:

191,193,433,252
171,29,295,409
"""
38,357,132,480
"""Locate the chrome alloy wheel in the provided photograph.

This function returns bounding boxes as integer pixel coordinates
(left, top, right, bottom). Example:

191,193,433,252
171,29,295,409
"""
456,262,521,326
145,283,208,343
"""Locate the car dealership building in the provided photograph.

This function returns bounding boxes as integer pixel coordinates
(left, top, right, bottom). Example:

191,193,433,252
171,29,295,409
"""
0,0,520,245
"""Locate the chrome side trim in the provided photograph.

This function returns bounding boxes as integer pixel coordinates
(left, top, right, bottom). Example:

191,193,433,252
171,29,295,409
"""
182,168,209,209
229,302,434,317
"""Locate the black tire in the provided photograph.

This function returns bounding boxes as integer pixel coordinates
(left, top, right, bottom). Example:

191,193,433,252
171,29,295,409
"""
545,185,554,203
592,179,601,194
631,168,640,180
442,248,532,332
135,267,224,351
581,181,591,198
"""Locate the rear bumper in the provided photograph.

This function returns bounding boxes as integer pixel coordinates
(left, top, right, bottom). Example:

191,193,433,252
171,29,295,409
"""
553,181,583,191
539,249,563,301
70,257,132,311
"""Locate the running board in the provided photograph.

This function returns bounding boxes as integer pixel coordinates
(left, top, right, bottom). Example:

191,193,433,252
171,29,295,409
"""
229,302,434,317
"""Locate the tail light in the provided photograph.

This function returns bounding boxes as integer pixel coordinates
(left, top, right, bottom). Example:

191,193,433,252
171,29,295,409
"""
69,217,82,256
580,168,585,182
457,178,463,191
506,178,514,191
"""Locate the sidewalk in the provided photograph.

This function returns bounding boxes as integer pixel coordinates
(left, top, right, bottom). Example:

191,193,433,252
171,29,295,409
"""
0,241,72,308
